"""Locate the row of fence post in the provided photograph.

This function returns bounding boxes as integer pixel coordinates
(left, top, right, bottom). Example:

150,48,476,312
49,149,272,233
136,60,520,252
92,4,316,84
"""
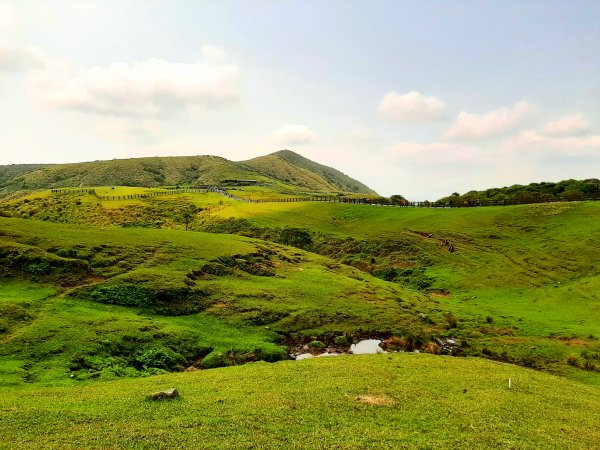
49,187,599,207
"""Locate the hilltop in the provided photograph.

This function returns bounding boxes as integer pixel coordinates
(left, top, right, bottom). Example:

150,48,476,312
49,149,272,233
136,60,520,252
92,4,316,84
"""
0,151,377,198
244,150,376,195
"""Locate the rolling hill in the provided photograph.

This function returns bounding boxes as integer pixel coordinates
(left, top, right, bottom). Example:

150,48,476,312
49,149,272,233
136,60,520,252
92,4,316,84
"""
1,157,599,447
0,151,377,198
243,149,377,195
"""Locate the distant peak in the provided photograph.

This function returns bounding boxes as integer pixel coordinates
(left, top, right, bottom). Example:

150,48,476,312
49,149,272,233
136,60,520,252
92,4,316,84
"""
270,149,301,157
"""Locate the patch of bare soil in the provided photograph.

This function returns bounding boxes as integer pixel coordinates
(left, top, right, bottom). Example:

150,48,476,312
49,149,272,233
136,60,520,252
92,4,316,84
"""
355,395,396,407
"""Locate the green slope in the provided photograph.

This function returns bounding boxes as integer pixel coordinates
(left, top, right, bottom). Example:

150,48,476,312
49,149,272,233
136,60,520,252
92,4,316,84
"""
1,354,599,449
0,151,377,197
244,149,377,194
0,216,435,385
2,191,599,381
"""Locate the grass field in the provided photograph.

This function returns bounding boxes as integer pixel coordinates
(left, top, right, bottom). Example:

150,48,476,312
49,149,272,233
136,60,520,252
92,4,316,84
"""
1,353,600,449
1,188,599,447
2,194,599,380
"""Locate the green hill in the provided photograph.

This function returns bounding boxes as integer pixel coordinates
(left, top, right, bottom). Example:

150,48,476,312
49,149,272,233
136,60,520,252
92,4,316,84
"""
2,188,599,383
0,151,377,198
244,149,377,195
0,216,433,385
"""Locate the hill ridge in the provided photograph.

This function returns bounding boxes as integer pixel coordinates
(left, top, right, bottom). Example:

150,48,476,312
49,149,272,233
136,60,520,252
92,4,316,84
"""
0,151,376,197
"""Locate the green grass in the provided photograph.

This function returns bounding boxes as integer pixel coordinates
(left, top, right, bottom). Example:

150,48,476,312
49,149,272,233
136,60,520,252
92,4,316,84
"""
1,191,599,447
2,195,599,380
1,353,599,449
0,216,439,385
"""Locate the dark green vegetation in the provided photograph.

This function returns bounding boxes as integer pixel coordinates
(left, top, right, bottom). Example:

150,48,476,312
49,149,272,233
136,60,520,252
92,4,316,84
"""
437,178,600,205
1,159,599,447
0,150,376,199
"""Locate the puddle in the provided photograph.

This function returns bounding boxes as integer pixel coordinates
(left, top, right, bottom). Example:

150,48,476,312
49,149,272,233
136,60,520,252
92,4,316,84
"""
350,339,386,355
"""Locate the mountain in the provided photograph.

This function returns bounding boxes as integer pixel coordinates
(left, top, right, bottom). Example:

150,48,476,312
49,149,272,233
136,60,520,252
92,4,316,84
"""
0,151,377,196
243,150,377,195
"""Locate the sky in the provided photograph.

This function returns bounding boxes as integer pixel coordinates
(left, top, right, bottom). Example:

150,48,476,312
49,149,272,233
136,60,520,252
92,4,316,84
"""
0,0,599,200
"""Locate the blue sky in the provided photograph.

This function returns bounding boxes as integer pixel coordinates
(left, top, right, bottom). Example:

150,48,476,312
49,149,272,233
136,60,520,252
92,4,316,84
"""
1,0,598,199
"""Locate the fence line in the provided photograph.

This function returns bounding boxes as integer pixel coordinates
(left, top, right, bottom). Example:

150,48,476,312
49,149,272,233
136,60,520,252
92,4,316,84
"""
49,187,600,208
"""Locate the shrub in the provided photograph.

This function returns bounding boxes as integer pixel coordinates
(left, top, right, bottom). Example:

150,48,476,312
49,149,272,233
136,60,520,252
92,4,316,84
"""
199,262,234,276
385,336,407,351
423,342,441,355
308,340,326,349
444,312,458,329
27,261,51,275
56,248,78,258
90,284,156,307
202,351,228,369
584,360,597,372
280,227,313,249
134,347,186,371
404,333,426,351
334,335,350,346
567,354,579,367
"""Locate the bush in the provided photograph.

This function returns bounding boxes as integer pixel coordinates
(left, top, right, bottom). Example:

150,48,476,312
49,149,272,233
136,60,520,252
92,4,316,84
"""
202,351,228,369
91,284,156,307
280,227,313,249
308,340,326,349
444,312,458,329
56,248,78,258
334,335,350,346
423,342,441,355
385,336,407,351
198,262,234,276
134,347,186,371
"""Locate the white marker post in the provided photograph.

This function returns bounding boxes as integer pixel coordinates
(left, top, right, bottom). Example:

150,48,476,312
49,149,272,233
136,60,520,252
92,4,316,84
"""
508,378,512,389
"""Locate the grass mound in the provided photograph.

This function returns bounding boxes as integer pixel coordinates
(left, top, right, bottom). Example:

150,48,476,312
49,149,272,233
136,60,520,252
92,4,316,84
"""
1,353,599,449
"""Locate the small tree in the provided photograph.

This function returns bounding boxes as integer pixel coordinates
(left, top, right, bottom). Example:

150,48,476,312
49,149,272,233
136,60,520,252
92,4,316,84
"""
177,205,202,231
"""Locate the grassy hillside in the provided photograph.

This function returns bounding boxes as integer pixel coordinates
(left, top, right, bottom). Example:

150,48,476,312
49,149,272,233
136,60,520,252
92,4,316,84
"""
1,353,600,449
1,187,599,447
0,164,54,185
244,149,377,195
0,151,377,198
0,156,263,192
0,216,438,385
1,191,599,381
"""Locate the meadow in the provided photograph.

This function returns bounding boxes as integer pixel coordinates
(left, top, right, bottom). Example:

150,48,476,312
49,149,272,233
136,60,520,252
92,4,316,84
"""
1,354,600,449
1,185,599,448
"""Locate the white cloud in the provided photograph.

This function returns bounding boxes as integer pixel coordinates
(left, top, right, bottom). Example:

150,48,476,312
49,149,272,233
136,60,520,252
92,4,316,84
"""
378,90,447,122
349,127,376,141
542,113,589,137
444,101,536,140
270,124,316,145
0,3,20,32
28,45,241,116
0,44,46,72
506,130,600,155
386,141,479,164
